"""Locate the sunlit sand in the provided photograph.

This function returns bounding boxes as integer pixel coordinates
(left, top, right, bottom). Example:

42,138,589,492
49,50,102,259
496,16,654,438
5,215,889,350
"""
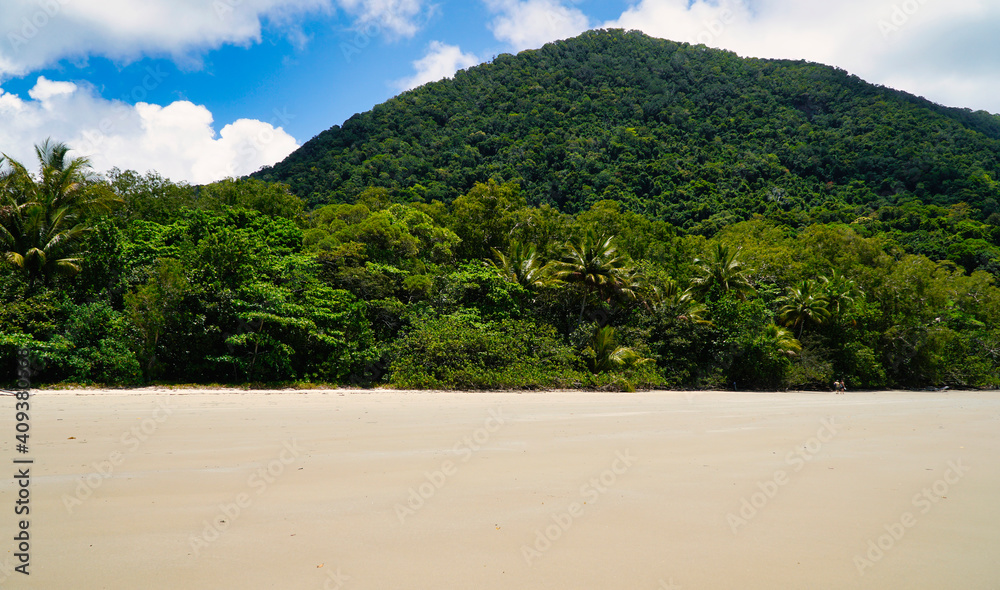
3,389,998,589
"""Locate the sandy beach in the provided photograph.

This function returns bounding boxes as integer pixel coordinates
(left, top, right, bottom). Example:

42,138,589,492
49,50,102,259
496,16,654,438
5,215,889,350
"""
1,388,998,589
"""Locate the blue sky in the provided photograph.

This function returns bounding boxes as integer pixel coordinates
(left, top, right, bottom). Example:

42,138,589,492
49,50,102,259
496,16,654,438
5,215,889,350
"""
1,0,998,184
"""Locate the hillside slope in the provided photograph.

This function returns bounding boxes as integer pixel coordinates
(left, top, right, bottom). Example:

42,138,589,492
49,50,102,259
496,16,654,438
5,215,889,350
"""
256,29,1000,234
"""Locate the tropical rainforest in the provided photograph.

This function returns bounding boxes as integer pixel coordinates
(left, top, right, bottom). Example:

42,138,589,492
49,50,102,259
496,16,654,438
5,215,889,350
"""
3,30,1000,390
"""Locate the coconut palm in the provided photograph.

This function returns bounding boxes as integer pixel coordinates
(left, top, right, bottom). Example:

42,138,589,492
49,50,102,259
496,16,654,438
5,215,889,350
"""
760,323,802,357
776,279,831,338
688,243,756,302
587,325,651,373
486,240,557,290
551,230,637,321
652,277,685,307
652,277,710,324
0,140,119,286
819,270,861,316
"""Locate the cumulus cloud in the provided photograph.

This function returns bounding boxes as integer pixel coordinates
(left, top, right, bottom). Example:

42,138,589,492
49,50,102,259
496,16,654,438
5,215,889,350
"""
27,76,76,102
604,0,1000,114
395,41,479,91
337,0,432,37
485,0,590,51
0,0,432,78
0,77,298,184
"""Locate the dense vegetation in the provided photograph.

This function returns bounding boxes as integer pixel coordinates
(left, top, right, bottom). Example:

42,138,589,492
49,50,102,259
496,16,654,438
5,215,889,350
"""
257,30,1000,275
3,30,1000,390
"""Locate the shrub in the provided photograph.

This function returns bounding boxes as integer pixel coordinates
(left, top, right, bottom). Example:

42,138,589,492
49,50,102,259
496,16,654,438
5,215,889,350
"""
48,301,142,385
389,315,582,389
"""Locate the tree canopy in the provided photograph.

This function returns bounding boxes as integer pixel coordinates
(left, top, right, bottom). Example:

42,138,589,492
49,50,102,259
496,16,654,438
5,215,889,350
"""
3,30,1000,390
256,29,1000,276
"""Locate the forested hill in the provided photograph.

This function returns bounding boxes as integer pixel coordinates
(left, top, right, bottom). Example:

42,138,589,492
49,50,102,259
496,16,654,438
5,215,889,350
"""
255,29,1000,233
6,31,1000,391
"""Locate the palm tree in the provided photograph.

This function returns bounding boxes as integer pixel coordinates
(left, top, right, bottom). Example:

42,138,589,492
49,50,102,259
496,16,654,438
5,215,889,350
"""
652,277,710,324
776,279,831,338
653,277,684,306
688,244,756,302
0,140,118,286
551,230,637,321
486,240,557,290
819,270,861,316
760,323,802,357
587,325,651,373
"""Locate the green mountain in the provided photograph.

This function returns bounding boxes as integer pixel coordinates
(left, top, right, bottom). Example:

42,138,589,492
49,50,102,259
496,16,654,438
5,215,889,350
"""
7,29,999,391
256,29,1000,235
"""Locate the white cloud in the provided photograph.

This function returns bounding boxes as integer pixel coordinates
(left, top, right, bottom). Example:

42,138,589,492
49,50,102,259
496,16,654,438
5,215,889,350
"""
0,77,299,184
0,0,432,78
485,0,590,51
336,0,431,37
606,0,750,50
395,41,479,91
603,0,1000,114
27,76,77,102
0,0,442,185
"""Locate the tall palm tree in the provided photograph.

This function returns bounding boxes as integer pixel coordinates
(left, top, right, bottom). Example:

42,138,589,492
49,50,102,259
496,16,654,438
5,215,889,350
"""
776,279,831,338
551,230,637,321
0,140,118,286
819,270,861,316
688,243,756,302
486,240,557,290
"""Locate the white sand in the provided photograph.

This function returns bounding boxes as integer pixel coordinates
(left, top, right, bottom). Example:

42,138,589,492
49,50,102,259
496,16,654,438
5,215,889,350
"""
1,388,998,589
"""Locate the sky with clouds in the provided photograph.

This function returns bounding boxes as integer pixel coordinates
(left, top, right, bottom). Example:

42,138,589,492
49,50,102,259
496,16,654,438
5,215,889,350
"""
0,0,995,184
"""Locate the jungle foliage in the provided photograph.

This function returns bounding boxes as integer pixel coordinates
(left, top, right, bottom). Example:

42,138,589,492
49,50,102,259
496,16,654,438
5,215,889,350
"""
257,30,1000,278
4,30,1000,390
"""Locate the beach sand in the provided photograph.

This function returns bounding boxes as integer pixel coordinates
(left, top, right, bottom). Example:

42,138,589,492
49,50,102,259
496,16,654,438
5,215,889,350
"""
1,388,998,589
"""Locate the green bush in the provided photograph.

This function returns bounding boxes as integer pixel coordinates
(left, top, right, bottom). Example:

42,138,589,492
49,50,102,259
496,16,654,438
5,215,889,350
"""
389,315,582,389
839,342,887,389
49,301,142,385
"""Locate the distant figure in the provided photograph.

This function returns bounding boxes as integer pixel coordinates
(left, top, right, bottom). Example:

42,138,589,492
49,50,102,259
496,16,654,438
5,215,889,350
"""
833,379,843,393
840,379,847,393
733,381,737,391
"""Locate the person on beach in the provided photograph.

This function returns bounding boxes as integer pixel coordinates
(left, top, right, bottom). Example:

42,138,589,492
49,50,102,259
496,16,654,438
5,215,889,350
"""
840,378,847,393
833,379,842,393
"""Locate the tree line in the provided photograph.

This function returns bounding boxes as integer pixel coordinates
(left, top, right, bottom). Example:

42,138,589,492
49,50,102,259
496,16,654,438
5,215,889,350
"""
3,142,999,390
